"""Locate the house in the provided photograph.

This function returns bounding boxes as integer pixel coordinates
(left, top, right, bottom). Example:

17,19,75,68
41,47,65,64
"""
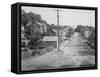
21,26,31,49
35,21,47,33
52,26,69,41
26,21,47,34
60,27,70,40
84,29,91,38
21,26,26,40
21,21,48,48
23,20,48,40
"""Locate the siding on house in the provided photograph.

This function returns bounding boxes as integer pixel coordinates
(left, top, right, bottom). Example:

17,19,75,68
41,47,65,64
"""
52,27,69,41
60,28,69,41
27,21,47,35
35,21,47,33
25,20,47,34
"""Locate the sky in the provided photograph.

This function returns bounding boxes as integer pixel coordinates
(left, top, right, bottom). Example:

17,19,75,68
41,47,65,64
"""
22,6,95,28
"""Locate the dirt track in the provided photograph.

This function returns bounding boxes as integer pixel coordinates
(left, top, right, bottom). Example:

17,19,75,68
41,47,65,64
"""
22,32,95,71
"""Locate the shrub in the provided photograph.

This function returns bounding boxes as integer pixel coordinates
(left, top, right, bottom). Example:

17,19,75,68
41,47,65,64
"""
27,41,38,50
21,42,26,48
87,30,95,49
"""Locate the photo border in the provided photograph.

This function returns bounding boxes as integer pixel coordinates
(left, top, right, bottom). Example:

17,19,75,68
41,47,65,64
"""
17,2,98,74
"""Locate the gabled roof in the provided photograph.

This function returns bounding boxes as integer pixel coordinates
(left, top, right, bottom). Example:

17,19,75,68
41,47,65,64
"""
35,21,43,26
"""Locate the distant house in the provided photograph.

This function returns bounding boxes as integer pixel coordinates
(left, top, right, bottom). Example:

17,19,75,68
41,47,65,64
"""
21,26,25,40
35,21,47,33
21,26,30,49
84,29,91,38
60,27,70,41
26,21,47,34
24,21,48,39
52,27,69,41
60,27,69,35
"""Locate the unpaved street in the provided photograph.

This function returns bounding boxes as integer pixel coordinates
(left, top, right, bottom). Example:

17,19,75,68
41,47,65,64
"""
22,32,95,70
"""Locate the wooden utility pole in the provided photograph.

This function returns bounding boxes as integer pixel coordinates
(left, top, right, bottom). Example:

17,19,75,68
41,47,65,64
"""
54,9,62,51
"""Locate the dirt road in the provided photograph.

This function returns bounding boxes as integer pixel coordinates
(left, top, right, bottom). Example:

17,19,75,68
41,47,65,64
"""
22,32,95,71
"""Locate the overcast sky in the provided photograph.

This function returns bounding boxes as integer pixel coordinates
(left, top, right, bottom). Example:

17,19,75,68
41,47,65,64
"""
22,6,95,27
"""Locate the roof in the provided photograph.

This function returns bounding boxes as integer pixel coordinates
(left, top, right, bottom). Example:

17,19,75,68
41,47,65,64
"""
43,36,58,41
35,21,42,26
35,21,47,27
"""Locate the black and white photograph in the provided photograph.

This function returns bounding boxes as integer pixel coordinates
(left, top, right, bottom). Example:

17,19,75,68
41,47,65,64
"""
21,5,96,71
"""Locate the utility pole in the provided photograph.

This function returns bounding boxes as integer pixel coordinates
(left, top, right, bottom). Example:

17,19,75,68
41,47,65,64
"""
54,9,62,51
